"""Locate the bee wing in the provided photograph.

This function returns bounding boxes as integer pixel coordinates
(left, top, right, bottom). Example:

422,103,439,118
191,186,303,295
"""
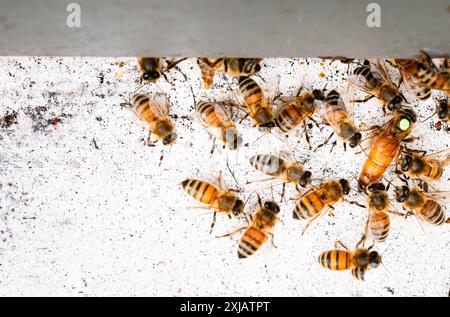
275,150,295,165
422,148,450,164
212,101,235,125
150,93,171,115
420,191,450,203
372,59,399,88
346,75,376,97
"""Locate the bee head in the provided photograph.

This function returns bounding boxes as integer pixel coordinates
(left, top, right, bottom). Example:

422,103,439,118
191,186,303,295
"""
349,132,362,148
437,100,448,119
367,182,386,192
387,95,403,111
162,131,177,145
232,199,244,216
264,201,280,214
400,154,413,172
339,179,351,195
142,70,161,82
394,185,410,202
312,89,325,101
369,251,381,268
299,171,312,188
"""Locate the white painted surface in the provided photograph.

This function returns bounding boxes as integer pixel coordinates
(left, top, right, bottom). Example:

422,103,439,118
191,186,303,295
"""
0,57,449,296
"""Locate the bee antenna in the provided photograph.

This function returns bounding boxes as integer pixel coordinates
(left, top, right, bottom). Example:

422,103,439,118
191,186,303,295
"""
420,112,435,124
226,155,242,191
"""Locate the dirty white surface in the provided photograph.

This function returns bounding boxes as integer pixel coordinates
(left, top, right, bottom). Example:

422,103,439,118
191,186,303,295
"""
0,57,449,297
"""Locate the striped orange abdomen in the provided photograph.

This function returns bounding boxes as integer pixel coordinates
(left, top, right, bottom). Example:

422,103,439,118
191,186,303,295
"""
238,226,267,258
275,103,305,132
368,211,390,242
419,200,445,226
422,159,443,180
196,101,230,129
181,179,220,208
294,191,325,220
319,250,353,271
238,76,263,110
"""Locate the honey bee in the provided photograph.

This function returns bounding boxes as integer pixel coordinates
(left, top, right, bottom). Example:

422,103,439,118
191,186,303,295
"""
274,88,324,136
293,179,351,234
237,196,280,258
395,186,450,226
397,148,450,182
364,182,406,242
316,90,362,151
197,58,262,89
181,174,245,233
195,100,243,152
358,108,416,191
249,151,312,199
236,76,275,129
318,238,382,281
348,59,405,112
130,93,177,146
137,57,187,84
394,52,450,99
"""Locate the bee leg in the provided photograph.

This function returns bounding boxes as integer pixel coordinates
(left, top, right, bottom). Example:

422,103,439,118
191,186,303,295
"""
402,137,417,143
314,132,334,152
256,193,263,208
348,200,366,209
309,117,323,131
269,233,277,248
342,142,346,152
398,175,409,185
334,240,350,250
209,212,217,234
145,131,157,147
328,205,335,217
239,113,250,124
210,137,216,156
280,183,286,203
351,95,375,103
296,86,304,97
303,122,312,149
356,233,367,249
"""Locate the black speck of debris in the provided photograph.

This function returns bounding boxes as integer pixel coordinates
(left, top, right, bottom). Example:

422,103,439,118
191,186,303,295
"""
1,111,18,128
385,287,395,295
92,138,100,150
96,116,103,121
307,123,313,129
98,73,104,84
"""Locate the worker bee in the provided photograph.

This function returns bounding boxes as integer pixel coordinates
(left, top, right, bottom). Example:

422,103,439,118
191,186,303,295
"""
316,90,362,151
364,182,406,243
181,174,245,233
130,93,177,146
195,100,243,152
318,238,382,281
394,52,450,99
237,196,279,258
249,151,312,200
358,108,416,191
395,186,450,226
348,59,405,112
197,58,262,89
397,148,449,182
293,179,351,234
137,57,187,84
236,76,275,130
274,88,324,136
